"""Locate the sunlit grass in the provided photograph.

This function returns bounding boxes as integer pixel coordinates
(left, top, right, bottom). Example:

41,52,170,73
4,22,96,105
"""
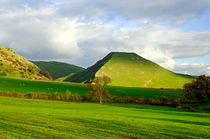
0,97,209,138
0,76,185,98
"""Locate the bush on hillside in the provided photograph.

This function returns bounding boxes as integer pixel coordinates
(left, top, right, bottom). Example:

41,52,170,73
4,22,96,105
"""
0,72,7,76
40,71,53,80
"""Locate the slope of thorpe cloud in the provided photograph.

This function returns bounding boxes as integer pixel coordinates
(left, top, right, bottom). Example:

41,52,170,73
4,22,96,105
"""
0,46,51,80
65,52,193,88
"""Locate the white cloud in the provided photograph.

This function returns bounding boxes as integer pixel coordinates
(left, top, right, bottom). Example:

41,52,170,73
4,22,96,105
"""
173,63,210,75
0,0,209,76
77,24,210,69
57,0,210,24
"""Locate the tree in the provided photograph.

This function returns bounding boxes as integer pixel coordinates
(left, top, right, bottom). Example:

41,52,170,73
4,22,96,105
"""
184,75,210,103
87,75,111,104
40,71,53,80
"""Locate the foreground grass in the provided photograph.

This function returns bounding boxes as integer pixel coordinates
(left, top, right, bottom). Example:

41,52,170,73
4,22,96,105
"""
0,76,185,98
0,97,209,138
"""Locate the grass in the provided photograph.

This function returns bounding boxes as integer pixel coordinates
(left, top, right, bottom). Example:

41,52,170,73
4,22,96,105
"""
194,102,210,113
0,76,185,98
0,96,209,138
67,52,193,88
32,61,84,79
56,73,75,81
0,46,49,80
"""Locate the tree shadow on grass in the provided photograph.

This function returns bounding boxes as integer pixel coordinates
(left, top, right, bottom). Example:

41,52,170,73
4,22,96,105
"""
104,103,210,118
61,117,166,138
61,117,207,138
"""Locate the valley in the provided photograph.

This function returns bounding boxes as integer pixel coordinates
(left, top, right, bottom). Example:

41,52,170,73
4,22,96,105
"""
0,46,209,138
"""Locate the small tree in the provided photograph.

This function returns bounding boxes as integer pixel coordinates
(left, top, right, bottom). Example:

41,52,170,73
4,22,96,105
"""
87,75,111,104
184,75,210,103
40,71,53,80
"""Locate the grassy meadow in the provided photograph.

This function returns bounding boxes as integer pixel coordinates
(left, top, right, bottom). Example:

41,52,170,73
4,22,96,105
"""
0,96,209,138
0,76,185,98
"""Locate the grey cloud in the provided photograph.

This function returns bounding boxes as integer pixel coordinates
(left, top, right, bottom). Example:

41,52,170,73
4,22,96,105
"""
1,0,210,24
57,0,210,23
77,25,210,68
0,0,210,75
173,64,210,76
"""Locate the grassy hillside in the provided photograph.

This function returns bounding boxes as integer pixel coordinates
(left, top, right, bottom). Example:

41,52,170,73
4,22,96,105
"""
0,46,50,80
0,76,185,98
66,52,113,83
66,52,193,88
32,61,84,79
0,97,209,138
56,73,75,81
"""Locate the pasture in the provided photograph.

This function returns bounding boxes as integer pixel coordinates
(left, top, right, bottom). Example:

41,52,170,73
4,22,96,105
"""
0,76,185,98
0,97,209,138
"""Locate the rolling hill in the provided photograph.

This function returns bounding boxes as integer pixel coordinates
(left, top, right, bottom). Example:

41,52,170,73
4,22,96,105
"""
65,52,193,88
31,61,84,79
0,46,51,80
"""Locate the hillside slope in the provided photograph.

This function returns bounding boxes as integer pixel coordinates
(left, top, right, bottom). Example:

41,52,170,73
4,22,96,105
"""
32,61,84,79
66,52,193,88
0,46,51,80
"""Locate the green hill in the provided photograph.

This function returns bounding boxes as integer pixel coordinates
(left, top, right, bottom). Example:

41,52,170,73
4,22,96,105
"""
66,52,193,88
0,46,51,80
32,61,84,79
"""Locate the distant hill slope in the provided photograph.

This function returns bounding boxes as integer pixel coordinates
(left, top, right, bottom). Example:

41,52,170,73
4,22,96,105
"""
65,52,193,88
0,46,51,80
32,61,84,79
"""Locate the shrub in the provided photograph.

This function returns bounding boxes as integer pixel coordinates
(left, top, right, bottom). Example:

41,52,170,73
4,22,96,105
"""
171,98,181,107
26,92,38,99
87,75,111,104
1,72,7,76
64,90,72,101
40,71,53,80
184,75,209,103
0,91,181,107
37,93,49,100
16,92,24,98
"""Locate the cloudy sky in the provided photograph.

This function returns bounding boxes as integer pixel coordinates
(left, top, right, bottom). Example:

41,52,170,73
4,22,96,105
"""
0,0,210,75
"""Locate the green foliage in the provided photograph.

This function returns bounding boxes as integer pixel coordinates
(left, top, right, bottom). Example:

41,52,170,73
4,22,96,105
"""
66,52,193,88
0,96,209,138
0,91,83,102
40,70,53,80
87,76,111,103
0,90,181,107
184,75,210,103
32,61,84,79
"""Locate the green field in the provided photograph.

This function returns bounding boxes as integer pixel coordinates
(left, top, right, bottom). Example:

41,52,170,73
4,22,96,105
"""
0,76,185,98
0,97,209,138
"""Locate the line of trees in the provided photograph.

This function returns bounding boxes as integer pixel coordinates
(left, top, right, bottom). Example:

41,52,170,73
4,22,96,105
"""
0,90,181,107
